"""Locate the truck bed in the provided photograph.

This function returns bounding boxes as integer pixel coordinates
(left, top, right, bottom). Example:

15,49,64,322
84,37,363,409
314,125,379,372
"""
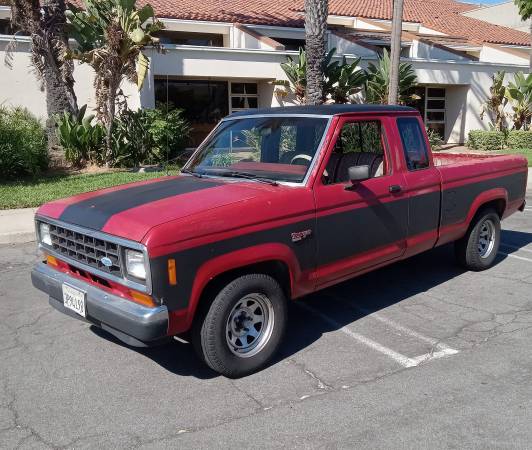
433,152,528,244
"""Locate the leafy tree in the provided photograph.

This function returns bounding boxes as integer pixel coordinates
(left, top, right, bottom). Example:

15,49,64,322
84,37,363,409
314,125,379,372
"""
480,71,508,131
365,49,418,105
65,0,164,157
304,0,328,105
505,71,532,130
7,0,79,164
513,0,532,71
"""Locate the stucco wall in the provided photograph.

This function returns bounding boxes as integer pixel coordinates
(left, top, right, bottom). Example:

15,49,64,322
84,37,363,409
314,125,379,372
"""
1,35,529,145
0,37,140,119
463,2,530,32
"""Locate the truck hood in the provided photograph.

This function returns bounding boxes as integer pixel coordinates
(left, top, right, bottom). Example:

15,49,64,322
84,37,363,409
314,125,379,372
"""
37,175,273,241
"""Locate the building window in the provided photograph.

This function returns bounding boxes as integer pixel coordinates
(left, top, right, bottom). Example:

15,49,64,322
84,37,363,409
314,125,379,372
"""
425,87,446,140
405,86,446,140
154,31,224,47
155,79,229,147
274,38,306,51
230,82,258,113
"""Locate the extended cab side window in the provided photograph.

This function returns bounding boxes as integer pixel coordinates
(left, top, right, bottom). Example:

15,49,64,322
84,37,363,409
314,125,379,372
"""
324,120,387,185
397,117,429,171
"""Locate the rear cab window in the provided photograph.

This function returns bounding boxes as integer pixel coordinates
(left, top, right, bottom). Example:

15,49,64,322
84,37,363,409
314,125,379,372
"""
397,117,430,171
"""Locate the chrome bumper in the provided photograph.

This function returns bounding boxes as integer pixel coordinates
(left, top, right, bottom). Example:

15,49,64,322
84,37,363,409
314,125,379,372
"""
31,262,169,347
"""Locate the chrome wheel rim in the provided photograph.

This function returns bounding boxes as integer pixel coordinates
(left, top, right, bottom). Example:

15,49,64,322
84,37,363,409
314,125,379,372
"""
226,293,274,358
478,219,496,259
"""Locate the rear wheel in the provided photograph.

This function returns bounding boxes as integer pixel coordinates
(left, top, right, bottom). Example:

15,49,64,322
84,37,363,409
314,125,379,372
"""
455,208,501,271
193,274,287,378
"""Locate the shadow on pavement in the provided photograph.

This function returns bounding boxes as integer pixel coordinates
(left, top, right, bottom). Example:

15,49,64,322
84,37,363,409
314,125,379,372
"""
91,227,532,378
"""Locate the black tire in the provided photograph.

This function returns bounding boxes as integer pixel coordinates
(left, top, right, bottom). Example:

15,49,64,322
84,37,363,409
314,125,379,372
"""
192,274,287,378
455,208,501,271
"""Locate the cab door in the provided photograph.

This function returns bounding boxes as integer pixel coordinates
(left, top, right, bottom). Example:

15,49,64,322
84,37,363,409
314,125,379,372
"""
394,116,442,258
313,116,409,288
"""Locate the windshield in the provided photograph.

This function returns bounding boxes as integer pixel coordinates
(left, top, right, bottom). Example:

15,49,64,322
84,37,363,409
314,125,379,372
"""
185,116,329,183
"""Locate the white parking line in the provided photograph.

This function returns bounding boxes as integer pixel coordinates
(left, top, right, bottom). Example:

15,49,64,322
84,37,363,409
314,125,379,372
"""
298,302,419,368
298,302,458,368
333,299,458,354
498,251,532,263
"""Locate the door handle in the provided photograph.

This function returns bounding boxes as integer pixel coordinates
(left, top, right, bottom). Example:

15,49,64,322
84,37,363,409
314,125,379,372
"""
389,185,402,194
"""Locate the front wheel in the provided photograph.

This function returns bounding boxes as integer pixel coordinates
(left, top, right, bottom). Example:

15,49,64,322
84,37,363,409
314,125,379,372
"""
455,208,501,271
193,274,287,378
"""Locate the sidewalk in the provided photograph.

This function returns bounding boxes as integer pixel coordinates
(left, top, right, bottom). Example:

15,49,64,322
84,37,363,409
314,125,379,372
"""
0,208,38,244
0,169,531,245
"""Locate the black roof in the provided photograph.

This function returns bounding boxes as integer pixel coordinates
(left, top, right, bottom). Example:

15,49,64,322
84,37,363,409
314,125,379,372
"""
227,104,417,118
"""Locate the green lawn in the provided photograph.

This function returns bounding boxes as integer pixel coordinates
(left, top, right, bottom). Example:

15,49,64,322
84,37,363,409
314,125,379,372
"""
498,148,532,166
0,169,180,210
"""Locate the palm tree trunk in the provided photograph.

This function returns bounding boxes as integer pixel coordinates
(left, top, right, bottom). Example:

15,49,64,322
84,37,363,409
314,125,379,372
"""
388,0,404,105
529,19,532,73
304,0,328,105
11,0,79,167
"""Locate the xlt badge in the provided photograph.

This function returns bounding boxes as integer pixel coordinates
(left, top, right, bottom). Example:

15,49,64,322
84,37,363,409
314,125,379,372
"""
291,229,312,243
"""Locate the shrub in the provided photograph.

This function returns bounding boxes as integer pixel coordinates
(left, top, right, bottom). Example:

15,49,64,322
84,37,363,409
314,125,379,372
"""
426,128,443,151
109,108,190,167
467,130,506,151
0,106,47,179
507,130,532,149
56,105,105,167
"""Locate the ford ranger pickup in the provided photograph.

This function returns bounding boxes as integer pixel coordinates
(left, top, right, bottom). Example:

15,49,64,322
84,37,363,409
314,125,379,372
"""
31,104,528,377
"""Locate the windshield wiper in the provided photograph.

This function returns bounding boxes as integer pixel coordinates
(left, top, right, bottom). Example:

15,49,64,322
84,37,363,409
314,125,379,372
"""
223,171,278,186
181,168,203,178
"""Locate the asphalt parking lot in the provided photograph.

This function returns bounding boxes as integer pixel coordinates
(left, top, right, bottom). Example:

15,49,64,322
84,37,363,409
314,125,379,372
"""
1,195,531,449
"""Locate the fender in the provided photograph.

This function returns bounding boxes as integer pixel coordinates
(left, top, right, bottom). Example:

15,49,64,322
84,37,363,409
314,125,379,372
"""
437,188,507,246
167,243,308,335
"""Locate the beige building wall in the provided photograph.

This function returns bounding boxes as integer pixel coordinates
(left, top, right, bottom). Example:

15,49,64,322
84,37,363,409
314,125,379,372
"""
0,37,140,119
463,2,530,32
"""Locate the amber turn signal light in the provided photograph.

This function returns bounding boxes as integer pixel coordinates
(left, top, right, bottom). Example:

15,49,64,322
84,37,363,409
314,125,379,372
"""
128,290,157,308
46,255,58,266
167,258,177,286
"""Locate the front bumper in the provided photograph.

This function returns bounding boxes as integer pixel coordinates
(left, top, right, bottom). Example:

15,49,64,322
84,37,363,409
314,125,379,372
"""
31,262,169,347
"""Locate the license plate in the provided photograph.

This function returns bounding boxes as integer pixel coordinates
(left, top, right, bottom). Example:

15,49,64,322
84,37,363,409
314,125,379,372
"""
62,284,86,317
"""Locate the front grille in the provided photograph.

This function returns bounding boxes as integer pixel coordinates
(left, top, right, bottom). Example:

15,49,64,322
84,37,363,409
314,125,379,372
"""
48,223,122,276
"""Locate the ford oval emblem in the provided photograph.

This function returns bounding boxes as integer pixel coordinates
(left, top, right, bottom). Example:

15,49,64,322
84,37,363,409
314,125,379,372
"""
100,256,113,267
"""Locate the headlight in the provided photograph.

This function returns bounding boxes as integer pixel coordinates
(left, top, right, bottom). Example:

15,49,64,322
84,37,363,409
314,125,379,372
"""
125,249,146,280
39,222,52,246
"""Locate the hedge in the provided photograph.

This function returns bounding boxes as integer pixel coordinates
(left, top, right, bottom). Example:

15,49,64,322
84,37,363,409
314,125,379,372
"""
467,130,506,151
0,106,48,179
507,130,532,149
468,129,532,151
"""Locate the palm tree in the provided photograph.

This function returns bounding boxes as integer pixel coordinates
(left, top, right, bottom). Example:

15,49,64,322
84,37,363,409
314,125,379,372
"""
388,0,405,105
513,0,532,71
66,0,163,156
304,0,328,105
8,0,79,164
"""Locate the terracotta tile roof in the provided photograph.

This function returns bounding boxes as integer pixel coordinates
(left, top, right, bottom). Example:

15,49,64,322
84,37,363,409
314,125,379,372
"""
148,0,530,46
1,0,528,47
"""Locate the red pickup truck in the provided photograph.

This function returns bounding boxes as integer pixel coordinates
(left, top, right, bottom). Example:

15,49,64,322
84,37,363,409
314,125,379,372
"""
32,105,527,377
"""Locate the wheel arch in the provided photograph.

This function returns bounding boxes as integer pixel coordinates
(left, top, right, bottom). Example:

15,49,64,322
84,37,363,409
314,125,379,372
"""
172,243,303,335
466,189,507,226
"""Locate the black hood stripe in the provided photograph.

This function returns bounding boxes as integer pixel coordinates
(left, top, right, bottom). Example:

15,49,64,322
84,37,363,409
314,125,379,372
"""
59,177,222,230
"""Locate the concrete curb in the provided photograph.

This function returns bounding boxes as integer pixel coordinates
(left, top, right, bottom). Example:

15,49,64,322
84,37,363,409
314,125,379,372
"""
0,208,37,245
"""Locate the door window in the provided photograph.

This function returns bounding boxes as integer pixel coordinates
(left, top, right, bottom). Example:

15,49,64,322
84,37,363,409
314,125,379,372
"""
324,120,387,184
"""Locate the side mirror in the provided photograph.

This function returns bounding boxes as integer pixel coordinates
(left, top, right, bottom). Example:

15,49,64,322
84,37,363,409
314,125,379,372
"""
348,165,370,186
